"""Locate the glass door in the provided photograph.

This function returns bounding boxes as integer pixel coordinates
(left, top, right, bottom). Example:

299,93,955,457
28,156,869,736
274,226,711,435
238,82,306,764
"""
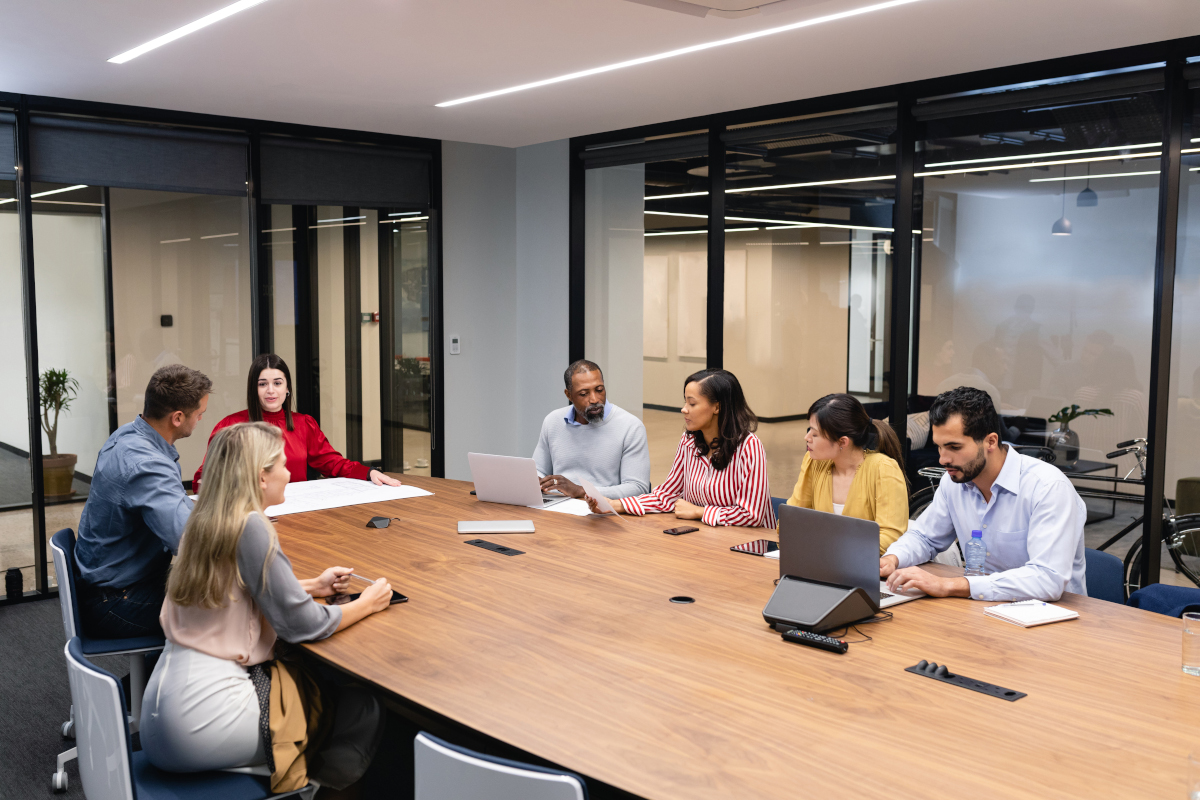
380,211,431,476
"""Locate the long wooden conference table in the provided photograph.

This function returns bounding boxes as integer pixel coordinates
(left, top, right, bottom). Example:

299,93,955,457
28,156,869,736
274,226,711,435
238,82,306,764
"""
277,475,1200,799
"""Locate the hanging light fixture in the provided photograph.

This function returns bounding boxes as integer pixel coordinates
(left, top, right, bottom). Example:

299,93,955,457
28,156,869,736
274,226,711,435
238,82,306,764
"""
1077,162,1098,207
1052,165,1072,235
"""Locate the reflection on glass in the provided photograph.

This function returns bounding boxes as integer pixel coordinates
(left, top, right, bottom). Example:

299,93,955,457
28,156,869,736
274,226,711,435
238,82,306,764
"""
32,183,106,580
586,144,709,488
722,110,898,495
315,205,351,454
1167,83,1200,559
916,90,1162,474
384,213,431,475
110,189,252,482
0,174,38,595
266,205,297,370
914,85,1163,567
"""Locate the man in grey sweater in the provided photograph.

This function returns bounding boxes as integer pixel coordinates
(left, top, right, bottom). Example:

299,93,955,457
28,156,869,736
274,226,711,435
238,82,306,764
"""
533,360,651,500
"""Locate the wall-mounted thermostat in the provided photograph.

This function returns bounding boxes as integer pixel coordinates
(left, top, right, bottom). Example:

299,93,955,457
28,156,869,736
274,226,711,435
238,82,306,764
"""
450,335,461,355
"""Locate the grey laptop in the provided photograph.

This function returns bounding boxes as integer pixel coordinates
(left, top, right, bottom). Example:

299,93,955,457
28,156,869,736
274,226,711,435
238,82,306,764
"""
467,453,570,509
777,504,922,610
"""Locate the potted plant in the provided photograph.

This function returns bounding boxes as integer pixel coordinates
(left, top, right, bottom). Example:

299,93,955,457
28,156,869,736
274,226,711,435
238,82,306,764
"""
40,368,79,500
1047,404,1113,467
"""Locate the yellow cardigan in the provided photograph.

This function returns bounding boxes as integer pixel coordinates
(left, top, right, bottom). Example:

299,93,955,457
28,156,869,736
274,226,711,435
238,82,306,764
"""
786,451,909,554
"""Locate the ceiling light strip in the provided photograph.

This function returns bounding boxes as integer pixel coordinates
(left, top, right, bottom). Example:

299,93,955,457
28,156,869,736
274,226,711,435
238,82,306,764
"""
1028,170,1159,183
109,0,275,64
924,142,1161,168
436,0,925,107
916,151,1161,178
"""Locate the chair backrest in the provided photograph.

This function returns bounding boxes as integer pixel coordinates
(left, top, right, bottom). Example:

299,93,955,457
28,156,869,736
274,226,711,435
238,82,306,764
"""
50,528,81,641
1085,548,1125,604
64,637,136,800
414,732,586,800
1177,477,1200,517
770,497,786,522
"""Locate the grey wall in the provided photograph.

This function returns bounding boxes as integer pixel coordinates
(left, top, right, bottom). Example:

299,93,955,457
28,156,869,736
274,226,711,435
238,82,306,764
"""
515,139,571,455
441,139,569,480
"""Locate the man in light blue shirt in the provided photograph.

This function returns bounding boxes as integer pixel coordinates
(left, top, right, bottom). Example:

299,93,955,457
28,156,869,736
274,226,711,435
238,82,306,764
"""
881,386,1086,601
76,364,212,638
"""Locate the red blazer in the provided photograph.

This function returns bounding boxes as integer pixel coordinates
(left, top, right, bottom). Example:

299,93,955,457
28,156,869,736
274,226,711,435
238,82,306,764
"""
192,408,370,491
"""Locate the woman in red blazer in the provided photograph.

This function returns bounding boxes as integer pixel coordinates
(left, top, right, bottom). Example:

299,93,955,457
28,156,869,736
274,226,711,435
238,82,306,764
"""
193,353,401,492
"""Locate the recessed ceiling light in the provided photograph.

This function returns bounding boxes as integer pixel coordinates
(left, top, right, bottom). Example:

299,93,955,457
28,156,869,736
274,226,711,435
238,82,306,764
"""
436,0,926,107
108,0,275,64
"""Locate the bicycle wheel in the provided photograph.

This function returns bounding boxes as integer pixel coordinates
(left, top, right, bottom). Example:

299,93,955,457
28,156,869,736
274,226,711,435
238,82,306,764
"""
909,486,937,520
1123,539,1145,598
1167,515,1200,589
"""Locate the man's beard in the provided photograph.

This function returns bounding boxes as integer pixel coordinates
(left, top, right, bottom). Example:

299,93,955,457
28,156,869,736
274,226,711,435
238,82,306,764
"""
583,403,605,421
948,447,987,483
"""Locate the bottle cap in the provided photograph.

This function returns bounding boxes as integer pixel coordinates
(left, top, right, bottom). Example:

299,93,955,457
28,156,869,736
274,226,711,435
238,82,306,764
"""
971,529,983,538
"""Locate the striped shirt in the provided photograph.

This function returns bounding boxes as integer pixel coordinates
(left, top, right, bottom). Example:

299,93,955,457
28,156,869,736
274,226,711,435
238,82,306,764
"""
622,432,776,528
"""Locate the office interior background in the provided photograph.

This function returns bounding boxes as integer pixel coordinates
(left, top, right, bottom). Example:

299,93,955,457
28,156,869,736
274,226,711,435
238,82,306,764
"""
1,2,1199,607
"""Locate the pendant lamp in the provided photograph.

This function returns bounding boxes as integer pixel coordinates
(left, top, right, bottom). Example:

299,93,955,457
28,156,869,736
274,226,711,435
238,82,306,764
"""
1052,166,1072,235
1077,162,1098,207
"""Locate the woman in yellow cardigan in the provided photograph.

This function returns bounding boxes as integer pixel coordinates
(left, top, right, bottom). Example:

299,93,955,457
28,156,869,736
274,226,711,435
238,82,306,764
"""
787,394,910,553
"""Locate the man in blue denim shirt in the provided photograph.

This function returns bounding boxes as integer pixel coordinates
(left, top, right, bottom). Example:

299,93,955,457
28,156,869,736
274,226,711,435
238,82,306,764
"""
76,364,212,638
880,386,1087,602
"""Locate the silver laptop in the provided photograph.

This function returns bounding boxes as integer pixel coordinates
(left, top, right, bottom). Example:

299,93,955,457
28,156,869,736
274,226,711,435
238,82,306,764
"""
467,453,570,509
777,505,922,610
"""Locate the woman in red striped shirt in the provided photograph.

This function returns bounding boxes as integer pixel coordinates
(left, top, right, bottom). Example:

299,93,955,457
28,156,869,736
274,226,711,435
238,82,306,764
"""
588,369,775,528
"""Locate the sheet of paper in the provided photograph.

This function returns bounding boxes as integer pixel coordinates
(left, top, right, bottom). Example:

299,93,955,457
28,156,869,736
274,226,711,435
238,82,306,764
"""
539,498,594,517
265,477,432,517
579,478,625,523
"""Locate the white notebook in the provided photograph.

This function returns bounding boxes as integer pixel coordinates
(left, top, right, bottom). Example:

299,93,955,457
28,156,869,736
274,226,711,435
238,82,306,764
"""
457,520,535,534
984,600,1079,628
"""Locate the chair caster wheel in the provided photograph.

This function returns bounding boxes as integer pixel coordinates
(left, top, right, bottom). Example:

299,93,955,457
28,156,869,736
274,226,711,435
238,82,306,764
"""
62,720,74,738
52,770,68,792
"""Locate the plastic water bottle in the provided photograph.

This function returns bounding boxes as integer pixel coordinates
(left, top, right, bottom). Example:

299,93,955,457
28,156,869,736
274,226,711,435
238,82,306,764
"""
965,529,986,577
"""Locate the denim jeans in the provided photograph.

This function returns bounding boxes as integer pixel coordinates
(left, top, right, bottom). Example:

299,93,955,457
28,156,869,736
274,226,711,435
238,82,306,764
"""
78,574,166,639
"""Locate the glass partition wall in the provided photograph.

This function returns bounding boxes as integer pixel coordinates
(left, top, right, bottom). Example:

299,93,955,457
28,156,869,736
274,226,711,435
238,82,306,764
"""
267,205,431,479
913,84,1164,569
586,136,709,487
722,108,899,495
0,167,38,597
1164,76,1200,588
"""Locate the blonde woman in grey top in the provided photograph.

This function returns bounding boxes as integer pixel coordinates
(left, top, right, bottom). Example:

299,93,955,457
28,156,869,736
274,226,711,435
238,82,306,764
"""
140,422,393,784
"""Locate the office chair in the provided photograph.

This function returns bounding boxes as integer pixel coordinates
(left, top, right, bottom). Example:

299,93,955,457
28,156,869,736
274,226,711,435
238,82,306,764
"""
62,636,313,799
414,732,587,800
1084,547,1126,604
771,496,787,522
1177,478,1200,517
50,529,164,790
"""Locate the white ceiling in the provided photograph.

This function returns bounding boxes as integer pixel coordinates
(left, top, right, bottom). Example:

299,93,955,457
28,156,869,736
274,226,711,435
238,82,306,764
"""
2,0,1197,148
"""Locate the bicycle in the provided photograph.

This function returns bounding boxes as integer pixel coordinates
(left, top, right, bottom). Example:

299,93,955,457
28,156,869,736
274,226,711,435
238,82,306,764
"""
905,438,1200,599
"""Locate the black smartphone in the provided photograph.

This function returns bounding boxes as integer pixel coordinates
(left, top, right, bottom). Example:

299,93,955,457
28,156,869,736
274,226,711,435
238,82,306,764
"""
663,526,699,535
730,539,779,555
326,590,408,605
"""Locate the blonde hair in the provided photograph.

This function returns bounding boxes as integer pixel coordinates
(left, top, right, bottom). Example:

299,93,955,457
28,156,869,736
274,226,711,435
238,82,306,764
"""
168,422,284,609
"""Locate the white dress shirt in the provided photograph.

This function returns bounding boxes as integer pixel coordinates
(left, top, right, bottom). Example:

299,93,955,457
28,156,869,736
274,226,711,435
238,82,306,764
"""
885,447,1087,601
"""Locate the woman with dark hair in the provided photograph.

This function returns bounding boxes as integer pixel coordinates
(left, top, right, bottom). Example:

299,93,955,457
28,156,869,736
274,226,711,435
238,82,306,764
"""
192,353,401,492
587,369,775,528
787,393,908,553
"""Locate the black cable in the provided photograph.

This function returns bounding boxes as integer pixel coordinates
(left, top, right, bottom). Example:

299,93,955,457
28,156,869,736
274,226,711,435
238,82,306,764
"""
826,612,894,644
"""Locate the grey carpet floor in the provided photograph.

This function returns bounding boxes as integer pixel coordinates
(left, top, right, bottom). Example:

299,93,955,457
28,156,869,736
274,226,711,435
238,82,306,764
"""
0,598,128,799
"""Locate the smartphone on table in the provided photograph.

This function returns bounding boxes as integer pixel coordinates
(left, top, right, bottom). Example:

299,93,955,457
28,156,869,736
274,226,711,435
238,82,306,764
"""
326,590,408,605
663,526,699,536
